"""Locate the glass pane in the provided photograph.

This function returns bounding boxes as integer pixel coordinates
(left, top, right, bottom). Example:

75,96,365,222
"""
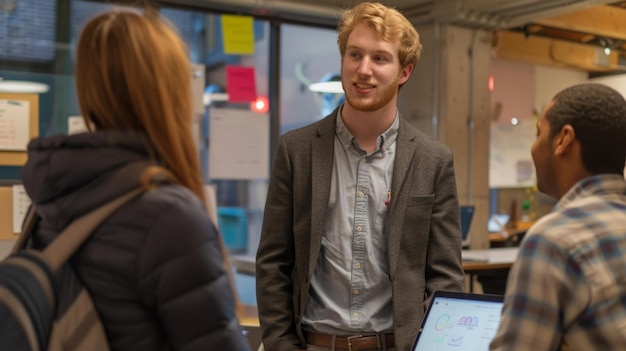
198,14,270,263
0,0,56,62
193,14,270,306
280,24,342,134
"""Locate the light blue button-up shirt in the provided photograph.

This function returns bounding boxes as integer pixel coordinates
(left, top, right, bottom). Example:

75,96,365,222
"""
303,107,398,334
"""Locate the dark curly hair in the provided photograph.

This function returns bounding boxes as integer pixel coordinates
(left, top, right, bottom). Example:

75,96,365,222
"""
546,83,626,174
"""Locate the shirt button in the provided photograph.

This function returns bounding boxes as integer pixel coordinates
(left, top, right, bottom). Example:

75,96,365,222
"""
354,262,361,269
356,226,362,232
353,289,360,295
358,192,364,197
360,158,366,163
353,312,359,318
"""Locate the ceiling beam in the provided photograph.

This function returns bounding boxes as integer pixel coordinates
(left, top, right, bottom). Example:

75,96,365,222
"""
534,5,626,41
494,30,624,72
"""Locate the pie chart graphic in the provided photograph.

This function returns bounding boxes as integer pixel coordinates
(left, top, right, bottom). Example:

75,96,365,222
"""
435,314,450,331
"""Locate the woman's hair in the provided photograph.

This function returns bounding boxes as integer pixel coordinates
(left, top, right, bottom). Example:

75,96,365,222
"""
75,8,243,314
337,2,422,69
75,8,205,204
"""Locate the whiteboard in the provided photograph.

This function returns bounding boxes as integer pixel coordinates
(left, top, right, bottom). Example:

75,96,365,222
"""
489,120,536,188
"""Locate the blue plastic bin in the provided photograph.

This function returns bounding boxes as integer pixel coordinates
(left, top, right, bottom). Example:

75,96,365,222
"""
217,207,248,253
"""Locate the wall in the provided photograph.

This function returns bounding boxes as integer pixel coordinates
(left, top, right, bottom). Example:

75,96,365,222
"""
440,26,493,249
494,63,589,221
589,74,626,96
400,24,493,249
535,65,588,114
489,59,536,189
399,24,437,137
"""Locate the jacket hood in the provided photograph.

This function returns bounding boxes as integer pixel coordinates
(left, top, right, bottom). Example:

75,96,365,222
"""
21,131,156,229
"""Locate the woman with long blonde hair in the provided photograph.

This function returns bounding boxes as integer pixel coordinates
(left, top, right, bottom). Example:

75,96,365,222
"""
21,7,250,350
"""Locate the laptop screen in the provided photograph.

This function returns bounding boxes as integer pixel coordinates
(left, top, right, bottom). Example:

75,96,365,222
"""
488,214,510,233
411,291,504,351
460,206,475,246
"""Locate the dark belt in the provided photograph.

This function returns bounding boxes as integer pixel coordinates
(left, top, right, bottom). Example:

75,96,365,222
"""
305,331,395,351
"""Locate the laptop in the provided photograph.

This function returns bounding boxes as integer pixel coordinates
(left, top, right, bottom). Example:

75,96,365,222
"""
411,291,504,351
460,206,475,247
488,214,510,233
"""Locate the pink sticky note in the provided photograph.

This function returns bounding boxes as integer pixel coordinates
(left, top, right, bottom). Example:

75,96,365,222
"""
226,66,257,103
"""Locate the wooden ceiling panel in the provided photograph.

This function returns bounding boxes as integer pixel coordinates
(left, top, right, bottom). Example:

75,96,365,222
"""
534,4,626,41
494,30,623,72
498,2,626,73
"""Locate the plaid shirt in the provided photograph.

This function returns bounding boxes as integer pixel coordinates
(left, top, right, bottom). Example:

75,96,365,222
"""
490,174,626,351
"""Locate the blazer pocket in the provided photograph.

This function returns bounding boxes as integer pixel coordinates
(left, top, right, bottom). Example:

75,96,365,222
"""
407,195,434,207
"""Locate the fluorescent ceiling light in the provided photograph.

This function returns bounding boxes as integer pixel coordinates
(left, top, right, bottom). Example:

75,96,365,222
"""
0,80,49,93
309,81,344,94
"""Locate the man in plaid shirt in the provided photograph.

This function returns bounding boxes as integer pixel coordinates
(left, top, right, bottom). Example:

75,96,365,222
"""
490,83,626,351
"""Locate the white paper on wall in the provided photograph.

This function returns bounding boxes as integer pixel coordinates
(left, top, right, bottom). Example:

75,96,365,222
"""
208,107,269,180
12,185,31,233
68,116,89,134
0,99,30,151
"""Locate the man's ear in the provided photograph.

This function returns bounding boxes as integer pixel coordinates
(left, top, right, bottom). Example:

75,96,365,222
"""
398,63,414,86
554,124,576,156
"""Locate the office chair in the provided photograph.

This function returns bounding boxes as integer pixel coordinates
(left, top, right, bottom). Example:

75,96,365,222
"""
504,229,527,247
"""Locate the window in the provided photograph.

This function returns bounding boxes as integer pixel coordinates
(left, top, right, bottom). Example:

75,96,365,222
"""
280,24,341,134
0,0,56,62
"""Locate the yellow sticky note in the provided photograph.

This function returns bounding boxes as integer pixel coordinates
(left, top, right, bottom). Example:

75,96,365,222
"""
221,15,255,55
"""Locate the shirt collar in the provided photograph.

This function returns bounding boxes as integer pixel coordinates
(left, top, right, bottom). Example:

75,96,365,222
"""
335,105,399,153
556,174,626,210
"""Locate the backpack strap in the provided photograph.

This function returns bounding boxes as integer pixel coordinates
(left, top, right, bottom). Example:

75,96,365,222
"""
12,204,39,254
42,188,144,271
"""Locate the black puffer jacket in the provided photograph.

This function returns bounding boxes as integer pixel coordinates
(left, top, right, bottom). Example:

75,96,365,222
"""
21,131,250,351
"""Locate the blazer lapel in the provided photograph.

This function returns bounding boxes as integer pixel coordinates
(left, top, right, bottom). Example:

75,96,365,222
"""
387,118,418,274
308,112,337,278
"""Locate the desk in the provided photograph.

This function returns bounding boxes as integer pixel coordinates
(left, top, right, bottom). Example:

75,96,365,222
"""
239,304,262,350
462,247,518,292
489,232,507,244
489,221,535,247
235,249,519,293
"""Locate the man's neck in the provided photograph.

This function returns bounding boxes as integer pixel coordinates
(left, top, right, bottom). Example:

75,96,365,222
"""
341,104,397,153
555,158,591,199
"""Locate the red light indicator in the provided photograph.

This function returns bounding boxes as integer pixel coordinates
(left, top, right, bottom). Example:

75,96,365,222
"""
251,96,269,114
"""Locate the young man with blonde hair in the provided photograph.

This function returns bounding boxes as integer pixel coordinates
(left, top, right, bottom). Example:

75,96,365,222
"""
256,2,464,350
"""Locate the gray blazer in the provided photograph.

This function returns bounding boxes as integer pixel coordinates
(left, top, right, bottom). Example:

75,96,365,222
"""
256,109,464,351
